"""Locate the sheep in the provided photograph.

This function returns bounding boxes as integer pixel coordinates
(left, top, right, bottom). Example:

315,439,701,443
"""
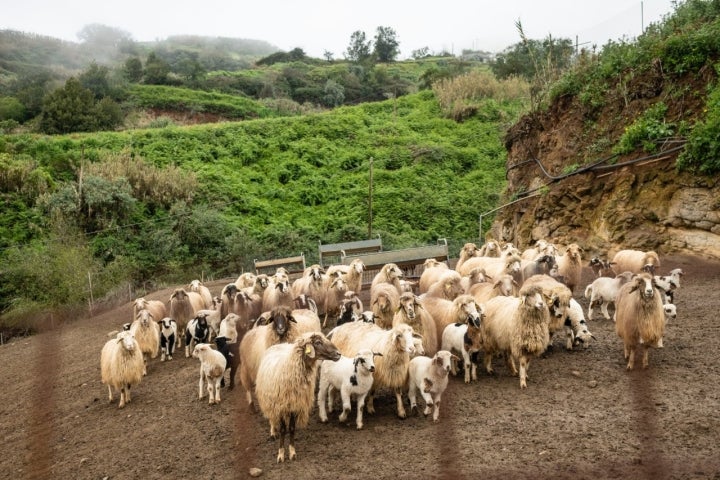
520,239,558,261
291,264,327,306
370,282,400,329
318,349,379,430
584,271,635,320
100,330,145,408
232,290,263,326
214,335,240,389
407,350,458,422
564,298,596,350
611,249,661,275
556,243,583,294
654,270,684,304
192,343,227,405
422,270,464,301
184,315,210,358
322,276,349,328
336,291,364,327
255,332,341,463
238,305,300,408
129,309,160,376
458,252,522,280
262,275,294,312
235,272,257,290
393,292,438,356
218,313,240,343
615,272,666,370
132,297,166,324
477,240,501,258
454,242,480,273
470,274,519,304
169,288,205,341
193,300,223,341
359,311,376,323
420,294,483,354
370,263,404,294
219,283,239,319
398,279,418,293
188,279,213,309
521,254,557,283
460,267,490,294
521,274,573,346
158,317,177,361
480,285,551,388
589,257,615,277
342,258,366,294
419,258,450,294
655,303,678,349
440,306,485,383
329,322,417,419
293,294,318,313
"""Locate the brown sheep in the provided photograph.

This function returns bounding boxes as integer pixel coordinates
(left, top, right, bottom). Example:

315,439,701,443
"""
556,243,583,294
322,277,349,328
418,258,449,294
370,263,404,294
423,270,464,301
521,274,573,347
615,273,665,370
169,288,205,340
611,249,662,275
370,282,400,329
392,292,437,356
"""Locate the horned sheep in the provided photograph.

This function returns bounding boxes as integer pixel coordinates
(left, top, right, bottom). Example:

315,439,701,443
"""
370,282,400,329
100,330,145,408
255,332,341,462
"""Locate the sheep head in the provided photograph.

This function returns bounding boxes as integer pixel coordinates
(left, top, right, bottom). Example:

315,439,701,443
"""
461,242,480,259
360,311,375,323
397,292,419,320
222,284,238,301
382,263,403,281
136,309,154,326
353,349,377,374
269,306,296,337
629,273,656,299
494,274,518,296
663,303,677,320
116,331,137,351
299,332,340,363
392,323,416,355
520,285,546,311
454,295,482,327
350,258,365,274
433,350,458,376
192,343,211,359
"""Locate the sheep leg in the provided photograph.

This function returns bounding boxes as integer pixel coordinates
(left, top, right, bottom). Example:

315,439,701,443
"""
339,387,351,423
641,346,650,369
565,327,574,351
288,413,297,461
408,384,418,415
366,391,376,415
355,393,367,430
626,345,636,370
483,353,495,375
518,355,529,389
506,355,518,376
395,388,407,419
276,419,286,463
228,364,237,389
462,349,472,383
107,385,114,403
318,384,329,423
327,385,335,414
432,393,442,422
198,368,206,400
601,302,611,320
125,384,132,404
421,391,434,416
118,388,126,408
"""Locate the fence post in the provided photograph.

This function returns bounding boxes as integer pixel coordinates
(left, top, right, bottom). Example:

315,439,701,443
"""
478,214,483,243
87,272,94,318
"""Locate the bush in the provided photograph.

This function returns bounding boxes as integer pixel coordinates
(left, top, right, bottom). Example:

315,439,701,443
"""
678,75,720,174
613,102,674,155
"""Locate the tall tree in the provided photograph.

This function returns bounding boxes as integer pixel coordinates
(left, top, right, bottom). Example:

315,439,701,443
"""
79,62,110,100
373,26,400,62
345,30,371,63
38,77,97,134
123,57,143,83
144,52,170,85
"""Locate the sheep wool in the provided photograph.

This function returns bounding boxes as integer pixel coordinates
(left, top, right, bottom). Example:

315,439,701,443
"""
100,331,145,408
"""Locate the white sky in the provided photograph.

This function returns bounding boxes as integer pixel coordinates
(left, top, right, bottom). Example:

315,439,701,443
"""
2,0,676,59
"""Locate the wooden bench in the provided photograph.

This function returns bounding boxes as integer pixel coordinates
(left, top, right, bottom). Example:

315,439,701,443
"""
341,238,449,286
318,235,383,267
254,253,306,280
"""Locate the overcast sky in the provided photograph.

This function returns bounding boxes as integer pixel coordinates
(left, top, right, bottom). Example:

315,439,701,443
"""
3,0,676,59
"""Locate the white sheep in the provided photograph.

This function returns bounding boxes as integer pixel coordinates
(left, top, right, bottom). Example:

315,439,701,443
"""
256,332,341,462
460,266,490,294
370,282,400,329
458,252,522,280
129,309,160,375
521,239,559,261
615,272,666,369
584,271,635,320
100,330,145,408
318,349,379,430
418,258,450,294
656,303,678,349
393,292,438,356
291,264,327,306
420,293,483,354
565,298,596,350
521,274,573,346
192,343,227,405
158,317,177,361
342,258,366,294
422,270,464,301
477,240,502,258
329,322,417,419
441,306,485,383
480,285,551,388
262,275,294,312
454,242,480,273
235,272,257,290
407,350,458,422
188,279,213,309
556,243,583,294
470,274,519,304
611,249,661,275
232,290,263,326
218,313,240,343
132,297,166,324
370,263,404,294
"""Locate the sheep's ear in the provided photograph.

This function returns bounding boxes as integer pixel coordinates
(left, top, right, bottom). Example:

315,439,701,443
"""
433,355,443,366
288,314,297,323
373,352,383,357
304,343,315,358
451,354,461,362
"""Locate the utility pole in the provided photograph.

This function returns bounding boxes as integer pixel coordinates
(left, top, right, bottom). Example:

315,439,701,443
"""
368,157,374,238
641,1,645,33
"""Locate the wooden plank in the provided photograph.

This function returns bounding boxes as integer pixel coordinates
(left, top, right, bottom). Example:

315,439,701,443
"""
254,253,306,278
318,236,382,266
342,239,448,271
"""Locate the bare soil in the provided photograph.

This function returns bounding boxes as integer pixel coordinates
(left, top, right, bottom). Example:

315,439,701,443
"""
2,254,720,480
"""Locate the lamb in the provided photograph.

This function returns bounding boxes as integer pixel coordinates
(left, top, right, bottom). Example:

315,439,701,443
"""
656,303,678,349
238,305,300,408
480,285,551,388
470,274,519,304
214,335,240,389
218,313,240,343
419,258,450,293
322,276,349,328
100,330,145,408
420,294,483,354
654,269,684,304
158,317,177,361
188,279,213,309
615,272,665,369
441,306,485,383
407,350,458,422
422,270,464,301
184,314,210,358
584,271,635,320
129,309,160,375
556,243,583,294
611,249,661,275
370,282,400,329
169,288,205,341
589,257,615,277
460,267,490,294
370,263,404,294
193,300,223,341
132,297,166,324
262,275,294,312
192,343,227,405
564,298,596,350
393,292,438,356
454,242,480,273
255,332,341,462
329,322,417,419
318,349,379,430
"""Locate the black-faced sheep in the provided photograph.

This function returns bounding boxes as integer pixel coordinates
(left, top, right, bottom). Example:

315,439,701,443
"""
169,288,205,342
420,293,483,355
392,292,437,356
615,272,665,370
188,279,213,309
336,291,364,327
192,343,227,405
407,350,458,422
556,243,583,294
129,309,161,375
589,257,615,277
255,332,341,462
611,249,661,275
318,349,379,430
584,271,635,320
158,317,177,361
370,263,404,294
419,258,450,294
370,282,400,329
193,300,223,341
238,305,299,408
100,330,145,408
329,322,417,419
214,335,240,389
480,285,551,388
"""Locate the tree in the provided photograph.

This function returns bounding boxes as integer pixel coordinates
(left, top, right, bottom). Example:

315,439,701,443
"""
323,80,345,107
345,30,371,63
323,50,334,62
77,23,132,49
79,62,111,100
144,52,170,85
38,77,97,134
373,26,400,62
123,57,143,83
411,47,430,60
0,96,26,122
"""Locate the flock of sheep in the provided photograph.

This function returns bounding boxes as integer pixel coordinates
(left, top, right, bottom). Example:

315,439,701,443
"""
99,240,684,462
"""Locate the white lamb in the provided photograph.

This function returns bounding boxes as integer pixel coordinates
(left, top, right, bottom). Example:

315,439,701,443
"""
192,343,227,405
100,330,145,408
584,271,635,320
407,350,458,422
318,349,379,430
441,308,485,383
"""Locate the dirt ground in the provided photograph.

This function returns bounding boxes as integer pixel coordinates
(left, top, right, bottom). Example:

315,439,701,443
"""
2,254,720,480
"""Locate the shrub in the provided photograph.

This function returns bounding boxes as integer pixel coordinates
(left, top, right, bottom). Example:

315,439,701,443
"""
613,102,674,155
